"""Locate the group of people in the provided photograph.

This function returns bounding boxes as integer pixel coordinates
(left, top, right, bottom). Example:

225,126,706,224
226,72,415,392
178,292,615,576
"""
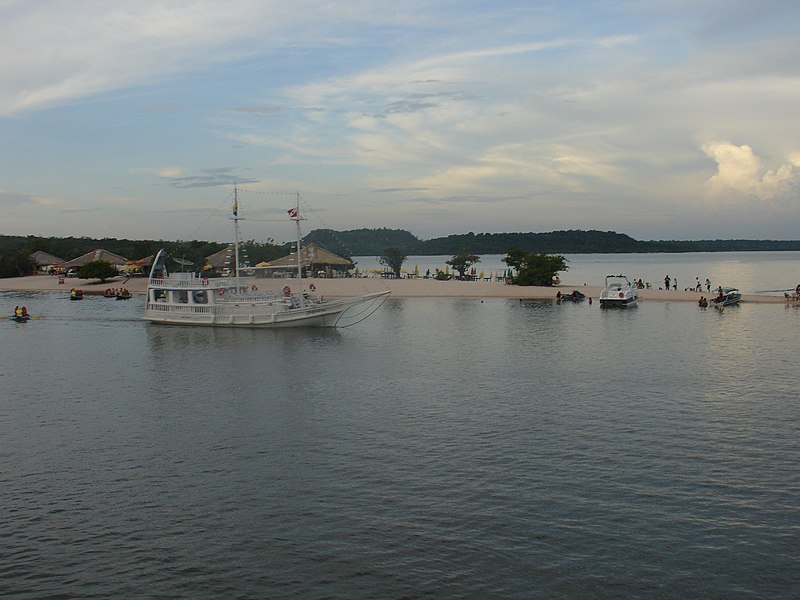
104,287,130,298
13,306,29,318
659,275,715,293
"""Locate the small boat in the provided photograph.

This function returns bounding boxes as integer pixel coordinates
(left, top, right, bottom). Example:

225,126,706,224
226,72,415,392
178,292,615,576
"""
116,291,132,300
599,274,638,308
710,287,741,308
103,289,116,298
70,289,84,300
10,314,31,323
143,188,389,328
557,290,585,302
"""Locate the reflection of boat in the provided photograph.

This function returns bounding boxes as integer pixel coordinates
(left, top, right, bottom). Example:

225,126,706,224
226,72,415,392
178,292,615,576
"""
143,188,389,328
70,289,84,300
710,287,741,308
599,275,638,308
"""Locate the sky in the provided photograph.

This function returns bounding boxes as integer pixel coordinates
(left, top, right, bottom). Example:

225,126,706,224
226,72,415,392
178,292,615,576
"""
1,0,799,244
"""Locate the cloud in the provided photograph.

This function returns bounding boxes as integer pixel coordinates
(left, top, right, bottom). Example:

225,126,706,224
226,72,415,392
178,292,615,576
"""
167,168,258,189
0,188,70,209
702,141,799,201
131,166,185,178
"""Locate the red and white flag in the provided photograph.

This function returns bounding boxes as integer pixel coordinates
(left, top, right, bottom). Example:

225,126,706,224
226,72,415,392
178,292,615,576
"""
287,207,298,219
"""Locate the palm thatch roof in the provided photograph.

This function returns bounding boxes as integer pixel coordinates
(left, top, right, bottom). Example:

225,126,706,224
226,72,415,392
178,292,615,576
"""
29,250,64,266
61,249,129,268
205,244,235,269
266,243,351,269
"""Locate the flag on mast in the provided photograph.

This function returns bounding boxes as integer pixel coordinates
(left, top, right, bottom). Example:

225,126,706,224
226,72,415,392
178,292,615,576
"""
287,207,298,219
232,197,238,216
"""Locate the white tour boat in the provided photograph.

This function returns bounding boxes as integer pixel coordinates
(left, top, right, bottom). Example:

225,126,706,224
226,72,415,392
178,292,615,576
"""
599,274,639,308
143,190,389,328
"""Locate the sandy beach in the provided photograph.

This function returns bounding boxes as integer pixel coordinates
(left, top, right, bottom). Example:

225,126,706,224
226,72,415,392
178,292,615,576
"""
0,274,786,304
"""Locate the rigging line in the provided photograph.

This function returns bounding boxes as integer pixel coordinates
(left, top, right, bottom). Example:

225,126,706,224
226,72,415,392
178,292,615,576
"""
236,187,297,197
296,196,359,260
339,294,390,328
182,189,234,243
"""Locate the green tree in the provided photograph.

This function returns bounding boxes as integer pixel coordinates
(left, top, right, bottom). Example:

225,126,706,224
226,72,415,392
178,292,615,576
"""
379,247,407,278
446,252,480,280
77,260,119,283
0,250,36,278
504,248,567,286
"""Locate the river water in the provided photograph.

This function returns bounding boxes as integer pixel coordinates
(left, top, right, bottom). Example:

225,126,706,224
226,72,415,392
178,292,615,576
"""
1,254,799,598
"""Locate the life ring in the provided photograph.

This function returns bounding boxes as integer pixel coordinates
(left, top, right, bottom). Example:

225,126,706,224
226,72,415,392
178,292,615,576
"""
309,283,316,292
283,285,291,296
201,279,209,287
251,285,258,291
217,288,225,296
618,292,624,298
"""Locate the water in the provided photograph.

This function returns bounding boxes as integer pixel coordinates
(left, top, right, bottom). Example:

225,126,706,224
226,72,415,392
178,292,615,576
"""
2,272,799,597
354,251,800,294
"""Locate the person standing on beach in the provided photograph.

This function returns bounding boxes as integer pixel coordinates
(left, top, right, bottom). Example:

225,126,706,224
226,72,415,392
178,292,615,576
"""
664,275,670,290
706,278,711,292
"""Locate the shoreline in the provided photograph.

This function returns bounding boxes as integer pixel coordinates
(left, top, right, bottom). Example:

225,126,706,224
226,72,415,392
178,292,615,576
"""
0,275,787,304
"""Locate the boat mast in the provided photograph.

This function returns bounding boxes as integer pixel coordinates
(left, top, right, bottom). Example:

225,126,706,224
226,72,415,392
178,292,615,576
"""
233,184,242,289
294,192,302,284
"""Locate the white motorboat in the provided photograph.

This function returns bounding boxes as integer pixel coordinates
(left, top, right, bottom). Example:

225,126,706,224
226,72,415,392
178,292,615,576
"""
710,287,741,309
599,274,639,308
143,189,389,328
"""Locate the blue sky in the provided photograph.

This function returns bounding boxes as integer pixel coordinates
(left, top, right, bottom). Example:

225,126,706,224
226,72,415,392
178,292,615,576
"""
2,0,799,243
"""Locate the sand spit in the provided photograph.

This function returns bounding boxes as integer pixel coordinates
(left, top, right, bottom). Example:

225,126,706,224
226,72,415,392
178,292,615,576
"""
0,275,786,304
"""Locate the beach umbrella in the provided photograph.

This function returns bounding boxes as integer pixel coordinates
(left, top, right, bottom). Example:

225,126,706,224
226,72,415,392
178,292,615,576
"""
413,264,419,276
445,264,450,275
479,271,484,279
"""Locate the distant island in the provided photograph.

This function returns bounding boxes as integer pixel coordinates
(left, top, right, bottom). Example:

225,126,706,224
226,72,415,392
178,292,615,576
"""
302,228,800,256
2,229,800,267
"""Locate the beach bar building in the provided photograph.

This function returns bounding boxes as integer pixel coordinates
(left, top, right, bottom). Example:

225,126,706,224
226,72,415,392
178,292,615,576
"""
253,243,353,278
29,251,64,273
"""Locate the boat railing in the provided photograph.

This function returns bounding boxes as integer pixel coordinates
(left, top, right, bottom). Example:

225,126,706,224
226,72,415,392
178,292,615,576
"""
148,276,237,289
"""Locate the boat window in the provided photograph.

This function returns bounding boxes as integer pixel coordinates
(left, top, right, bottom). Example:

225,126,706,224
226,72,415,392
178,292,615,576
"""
176,291,189,304
192,291,208,304
153,290,167,302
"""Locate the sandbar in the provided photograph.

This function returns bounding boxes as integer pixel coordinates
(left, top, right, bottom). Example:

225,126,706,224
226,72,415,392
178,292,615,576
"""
0,275,786,303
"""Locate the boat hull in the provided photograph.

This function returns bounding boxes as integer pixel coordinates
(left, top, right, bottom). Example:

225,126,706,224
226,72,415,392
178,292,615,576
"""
142,291,388,329
599,297,637,308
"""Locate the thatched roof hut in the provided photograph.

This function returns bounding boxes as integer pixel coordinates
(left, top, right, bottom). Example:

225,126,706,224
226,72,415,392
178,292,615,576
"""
61,249,128,269
204,245,235,271
262,243,352,276
29,251,64,268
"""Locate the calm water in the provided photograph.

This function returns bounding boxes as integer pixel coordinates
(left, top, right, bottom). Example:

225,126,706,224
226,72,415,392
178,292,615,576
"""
2,272,799,597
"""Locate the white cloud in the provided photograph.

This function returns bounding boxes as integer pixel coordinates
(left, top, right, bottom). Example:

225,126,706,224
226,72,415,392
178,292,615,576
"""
131,166,184,178
702,141,799,201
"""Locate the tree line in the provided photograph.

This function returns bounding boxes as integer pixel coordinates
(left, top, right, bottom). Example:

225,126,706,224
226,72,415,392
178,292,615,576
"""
302,228,800,256
0,235,287,279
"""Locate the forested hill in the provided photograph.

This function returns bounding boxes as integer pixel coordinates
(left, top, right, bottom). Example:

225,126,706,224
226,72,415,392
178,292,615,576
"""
302,228,800,256
3,229,800,263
